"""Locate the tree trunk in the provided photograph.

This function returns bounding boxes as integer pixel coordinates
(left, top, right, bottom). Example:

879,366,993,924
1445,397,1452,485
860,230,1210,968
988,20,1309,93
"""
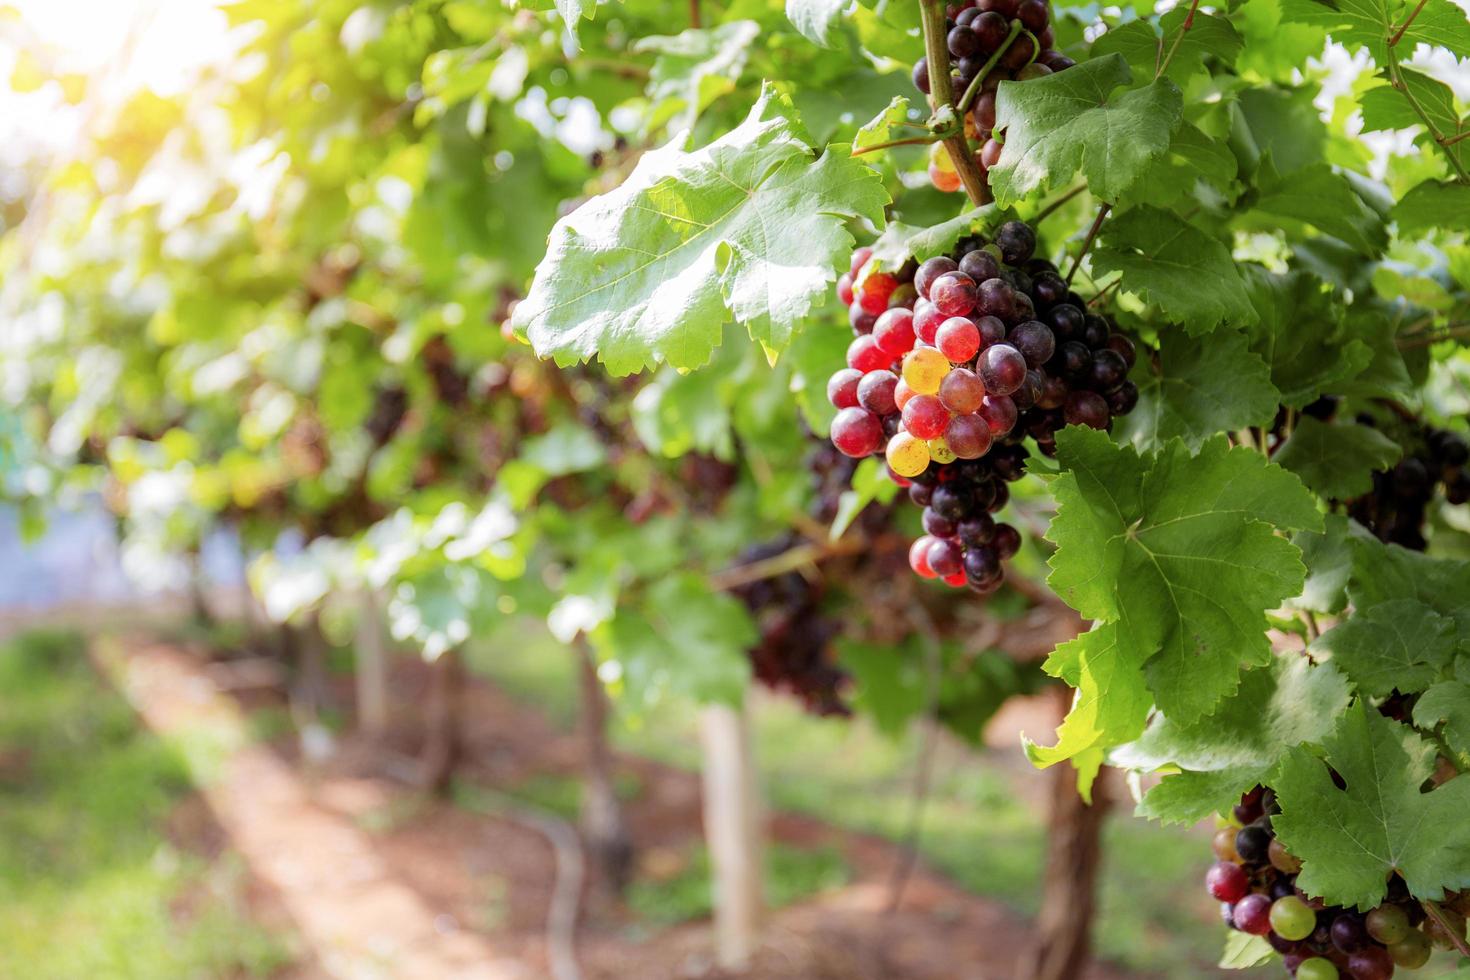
576,637,634,895
699,701,764,971
290,615,337,764
187,545,213,627
355,589,391,736
418,648,462,795
1022,685,1114,980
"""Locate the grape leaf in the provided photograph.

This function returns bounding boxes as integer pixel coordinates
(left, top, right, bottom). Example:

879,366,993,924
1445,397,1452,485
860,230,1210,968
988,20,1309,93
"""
1023,622,1150,799
1117,325,1278,452
634,21,761,132
1114,654,1352,825
867,205,1000,269
1279,0,1470,61
1308,599,1456,696
1289,514,1357,615
1413,663,1470,767
514,85,889,374
1393,181,1470,235
1348,535,1470,636
786,0,849,47
1249,161,1386,255
1272,416,1401,499
1091,9,1242,84
1120,123,1239,209
1093,206,1257,332
1220,932,1275,969
1274,703,1470,909
591,573,755,706
1046,429,1321,723
1243,267,1373,406
1235,86,1328,177
853,95,914,152
989,54,1183,207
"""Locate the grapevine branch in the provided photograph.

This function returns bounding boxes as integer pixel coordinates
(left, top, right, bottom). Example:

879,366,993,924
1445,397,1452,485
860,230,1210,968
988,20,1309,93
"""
1067,203,1111,285
1422,899,1470,958
707,536,868,592
1032,184,1087,224
1155,0,1201,79
886,592,943,913
1396,321,1470,349
920,0,992,206
852,133,951,156
1387,48,1470,183
1386,0,1429,48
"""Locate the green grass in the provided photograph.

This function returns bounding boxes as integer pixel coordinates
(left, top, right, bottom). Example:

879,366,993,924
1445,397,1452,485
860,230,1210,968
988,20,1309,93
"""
626,842,851,926
0,630,293,980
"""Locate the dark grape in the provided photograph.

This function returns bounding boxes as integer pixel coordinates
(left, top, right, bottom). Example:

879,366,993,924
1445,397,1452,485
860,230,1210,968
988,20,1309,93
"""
1063,391,1108,429
857,370,900,416
1236,825,1272,865
979,344,1027,395
915,256,959,299
1009,320,1057,367
959,249,1000,284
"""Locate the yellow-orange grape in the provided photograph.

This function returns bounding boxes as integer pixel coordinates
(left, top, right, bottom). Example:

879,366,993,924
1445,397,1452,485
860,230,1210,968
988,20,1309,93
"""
928,438,957,464
886,431,930,478
928,164,962,193
902,346,951,395
928,142,957,174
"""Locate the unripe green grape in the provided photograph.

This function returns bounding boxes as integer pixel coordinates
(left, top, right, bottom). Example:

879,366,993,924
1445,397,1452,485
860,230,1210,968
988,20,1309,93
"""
1295,957,1339,980
1270,896,1316,941
1365,904,1410,945
1388,929,1432,968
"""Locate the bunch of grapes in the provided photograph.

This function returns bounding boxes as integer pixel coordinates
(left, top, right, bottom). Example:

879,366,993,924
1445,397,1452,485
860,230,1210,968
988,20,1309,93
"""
1347,419,1469,552
915,0,1075,194
828,218,1139,594
730,535,850,717
1206,786,1468,979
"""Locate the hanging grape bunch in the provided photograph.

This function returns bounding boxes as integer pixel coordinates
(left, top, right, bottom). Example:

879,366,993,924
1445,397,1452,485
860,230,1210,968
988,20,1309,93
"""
916,0,1075,194
1346,414,1470,551
1206,785,1469,979
828,218,1139,594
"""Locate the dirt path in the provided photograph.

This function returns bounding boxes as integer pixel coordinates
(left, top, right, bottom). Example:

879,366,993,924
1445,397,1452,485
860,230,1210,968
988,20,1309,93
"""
100,639,532,980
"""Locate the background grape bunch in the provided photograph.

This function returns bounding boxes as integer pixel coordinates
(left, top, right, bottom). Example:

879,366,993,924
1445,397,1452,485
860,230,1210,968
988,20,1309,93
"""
916,0,1075,194
828,218,1139,594
1346,416,1470,552
1205,785,1468,979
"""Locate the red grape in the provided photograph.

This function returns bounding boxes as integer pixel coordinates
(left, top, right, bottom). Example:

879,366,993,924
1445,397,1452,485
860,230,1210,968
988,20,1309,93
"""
847,334,890,373
837,273,854,306
979,343,1027,395
902,394,950,440
915,256,959,299
914,301,945,345
927,538,963,577
978,394,1018,436
939,367,985,414
930,271,977,317
1233,894,1273,936
831,407,883,457
849,247,873,277
1206,861,1249,903
827,368,862,408
857,370,900,416
857,271,898,315
909,536,938,579
937,317,982,363
873,308,917,357
1063,390,1109,429
945,413,993,459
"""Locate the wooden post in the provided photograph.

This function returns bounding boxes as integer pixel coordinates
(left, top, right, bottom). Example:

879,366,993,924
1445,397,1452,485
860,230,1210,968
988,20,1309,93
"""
187,545,213,627
355,589,391,736
1022,685,1114,980
576,637,634,894
291,614,337,764
699,701,764,971
418,647,462,795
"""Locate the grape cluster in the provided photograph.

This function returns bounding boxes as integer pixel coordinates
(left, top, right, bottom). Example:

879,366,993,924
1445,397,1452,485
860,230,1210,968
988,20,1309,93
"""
1206,785,1468,979
730,535,849,717
1348,418,1469,552
915,0,1075,194
828,219,1139,593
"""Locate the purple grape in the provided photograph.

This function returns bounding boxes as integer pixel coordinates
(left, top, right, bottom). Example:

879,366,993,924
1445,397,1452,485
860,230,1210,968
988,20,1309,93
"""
979,344,1027,395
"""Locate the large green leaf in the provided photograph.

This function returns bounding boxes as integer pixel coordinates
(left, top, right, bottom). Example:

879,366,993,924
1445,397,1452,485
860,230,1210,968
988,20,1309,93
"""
786,0,849,47
1117,326,1279,451
1249,162,1386,255
1272,416,1401,499
514,85,889,374
1280,0,1470,60
1393,180,1470,235
1093,206,1256,332
1274,704,1470,909
1414,661,1470,767
1243,267,1373,406
1114,654,1352,825
1309,599,1457,696
634,22,761,132
1348,534,1470,635
1090,8,1243,85
1045,429,1321,723
989,54,1182,206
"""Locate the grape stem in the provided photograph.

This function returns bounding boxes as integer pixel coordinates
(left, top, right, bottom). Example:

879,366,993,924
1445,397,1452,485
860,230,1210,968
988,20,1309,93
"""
1155,0,1201,79
919,0,993,206
1396,321,1470,349
1066,203,1111,285
1422,899,1470,958
852,133,952,156
955,20,1024,115
1032,184,1087,224
707,536,867,591
1387,48,1470,183
1089,276,1123,307
689,0,701,29
1387,0,1429,47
